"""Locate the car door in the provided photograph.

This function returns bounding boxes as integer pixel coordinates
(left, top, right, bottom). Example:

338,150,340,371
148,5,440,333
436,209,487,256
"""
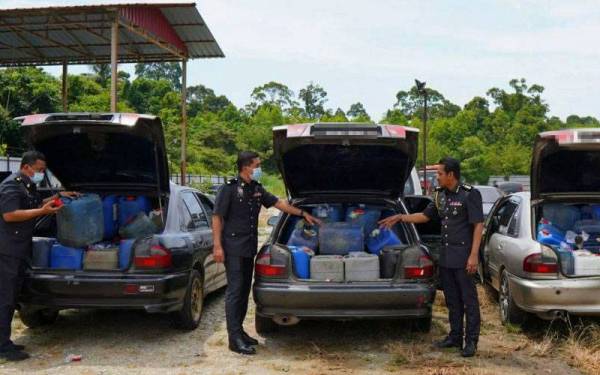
194,192,227,292
486,197,520,289
180,191,216,290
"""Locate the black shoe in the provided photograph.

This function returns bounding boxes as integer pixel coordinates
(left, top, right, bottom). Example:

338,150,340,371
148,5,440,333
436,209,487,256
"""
229,337,256,355
461,341,477,357
0,349,30,361
434,336,463,349
9,343,25,351
242,331,259,346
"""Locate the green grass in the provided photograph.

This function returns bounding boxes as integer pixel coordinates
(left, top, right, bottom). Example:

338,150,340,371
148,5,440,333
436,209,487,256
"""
261,173,287,198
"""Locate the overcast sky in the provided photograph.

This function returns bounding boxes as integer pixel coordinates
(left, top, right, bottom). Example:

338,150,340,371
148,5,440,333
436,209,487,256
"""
7,0,600,120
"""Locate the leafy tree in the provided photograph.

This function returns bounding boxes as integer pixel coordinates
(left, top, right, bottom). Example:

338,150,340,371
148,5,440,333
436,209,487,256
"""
298,82,327,119
347,102,371,122
250,81,297,111
135,62,182,90
187,85,232,117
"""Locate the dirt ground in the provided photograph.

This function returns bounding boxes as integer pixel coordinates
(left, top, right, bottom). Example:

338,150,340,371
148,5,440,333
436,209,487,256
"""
0,209,595,375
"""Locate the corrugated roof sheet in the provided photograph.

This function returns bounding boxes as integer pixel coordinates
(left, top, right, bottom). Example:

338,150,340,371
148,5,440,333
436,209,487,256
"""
0,1,224,66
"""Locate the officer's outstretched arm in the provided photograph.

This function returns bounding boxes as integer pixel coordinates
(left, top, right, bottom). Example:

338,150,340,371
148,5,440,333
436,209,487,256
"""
274,199,322,226
378,212,430,229
3,200,61,222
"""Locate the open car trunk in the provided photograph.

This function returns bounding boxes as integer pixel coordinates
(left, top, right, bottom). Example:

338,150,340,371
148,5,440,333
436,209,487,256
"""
17,113,170,273
273,200,433,282
532,129,600,277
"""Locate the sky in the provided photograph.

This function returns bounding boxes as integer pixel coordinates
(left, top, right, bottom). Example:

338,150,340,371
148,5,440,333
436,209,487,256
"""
6,0,600,120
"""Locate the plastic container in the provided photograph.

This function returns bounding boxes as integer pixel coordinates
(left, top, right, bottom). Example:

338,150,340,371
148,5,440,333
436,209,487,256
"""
344,252,380,281
319,222,364,255
537,222,565,248
32,237,56,268
379,246,405,278
119,196,151,227
103,195,119,240
287,224,318,250
312,204,344,223
119,213,158,239
57,194,104,248
573,252,600,276
366,228,402,255
346,205,381,237
84,247,119,270
289,246,314,279
119,239,135,269
310,255,344,282
50,244,84,270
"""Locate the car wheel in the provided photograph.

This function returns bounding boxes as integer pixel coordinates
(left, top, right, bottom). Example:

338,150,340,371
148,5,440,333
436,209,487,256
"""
412,316,432,333
171,270,204,330
255,314,278,335
499,270,527,325
18,306,59,328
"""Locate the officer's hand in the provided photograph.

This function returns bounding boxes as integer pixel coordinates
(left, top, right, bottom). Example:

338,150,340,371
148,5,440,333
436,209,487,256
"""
213,245,225,263
378,214,403,229
466,254,478,274
303,213,322,226
41,199,62,215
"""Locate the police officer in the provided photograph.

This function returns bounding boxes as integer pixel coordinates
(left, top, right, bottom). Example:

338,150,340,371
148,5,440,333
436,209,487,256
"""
379,157,484,357
212,151,321,355
0,151,79,361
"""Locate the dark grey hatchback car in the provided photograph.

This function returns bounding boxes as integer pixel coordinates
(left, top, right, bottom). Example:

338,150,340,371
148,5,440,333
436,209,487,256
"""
253,122,437,333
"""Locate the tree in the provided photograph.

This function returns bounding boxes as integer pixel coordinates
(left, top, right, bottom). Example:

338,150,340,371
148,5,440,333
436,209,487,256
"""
298,82,327,119
394,85,460,120
250,81,297,111
135,62,182,90
347,102,371,122
91,64,111,87
187,85,232,117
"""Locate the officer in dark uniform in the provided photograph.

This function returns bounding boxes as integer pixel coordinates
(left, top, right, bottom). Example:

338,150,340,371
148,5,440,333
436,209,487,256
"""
379,157,484,357
0,151,78,361
212,151,321,355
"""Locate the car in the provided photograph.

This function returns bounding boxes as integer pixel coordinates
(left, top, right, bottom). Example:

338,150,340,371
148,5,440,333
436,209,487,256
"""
252,122,438,333
473,185,503,218
14,113,226,330
418,165,439,195
479,128,600,325
497,182,523,194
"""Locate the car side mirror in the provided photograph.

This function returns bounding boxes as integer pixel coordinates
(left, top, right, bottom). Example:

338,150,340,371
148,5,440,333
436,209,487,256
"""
267,215,280,227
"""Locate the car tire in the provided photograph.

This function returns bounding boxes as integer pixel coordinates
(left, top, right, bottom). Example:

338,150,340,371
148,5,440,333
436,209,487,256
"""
412,316,432,333
255,314,278,335
499,270,527,325
171,270,204,331
18,306,59,328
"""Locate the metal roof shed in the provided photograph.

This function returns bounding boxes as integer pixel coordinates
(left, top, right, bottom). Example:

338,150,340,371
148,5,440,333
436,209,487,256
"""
0,1,224,184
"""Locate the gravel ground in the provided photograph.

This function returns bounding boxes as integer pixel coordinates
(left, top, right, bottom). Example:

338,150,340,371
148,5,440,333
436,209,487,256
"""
0,208,587,375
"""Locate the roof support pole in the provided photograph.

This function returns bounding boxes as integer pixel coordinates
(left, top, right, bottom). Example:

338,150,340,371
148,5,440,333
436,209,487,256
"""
110,14,119,112
180,58,188,186
61,61,68,112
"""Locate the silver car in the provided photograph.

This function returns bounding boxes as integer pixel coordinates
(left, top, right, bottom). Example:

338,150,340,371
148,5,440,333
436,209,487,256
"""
480,128,600,324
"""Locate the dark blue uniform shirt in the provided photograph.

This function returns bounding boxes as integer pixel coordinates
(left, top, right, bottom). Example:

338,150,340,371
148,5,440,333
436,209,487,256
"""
213,177,279,258
423,184,484,268
0,173,42,259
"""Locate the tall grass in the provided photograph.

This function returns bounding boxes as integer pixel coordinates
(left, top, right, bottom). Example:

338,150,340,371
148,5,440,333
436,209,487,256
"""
261,173,287,198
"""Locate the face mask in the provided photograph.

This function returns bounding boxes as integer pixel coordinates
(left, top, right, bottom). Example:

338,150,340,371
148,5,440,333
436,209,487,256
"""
251,167,263,181
31,172,44,184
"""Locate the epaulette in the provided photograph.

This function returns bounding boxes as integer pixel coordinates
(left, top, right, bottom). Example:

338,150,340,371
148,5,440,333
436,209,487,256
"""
226,178,238,185
434,186,443,192
461,184,473,191
14,176,21,182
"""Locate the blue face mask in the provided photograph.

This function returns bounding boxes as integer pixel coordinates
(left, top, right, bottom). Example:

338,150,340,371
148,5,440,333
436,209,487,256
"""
251,167,263,181
31,172,44,184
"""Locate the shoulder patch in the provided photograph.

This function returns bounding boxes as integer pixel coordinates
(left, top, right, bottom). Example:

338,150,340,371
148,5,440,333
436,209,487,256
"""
461,184,473,191
226,178,238,185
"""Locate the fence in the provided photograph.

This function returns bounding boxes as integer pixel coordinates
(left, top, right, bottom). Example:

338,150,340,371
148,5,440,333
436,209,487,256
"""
170,174,232,186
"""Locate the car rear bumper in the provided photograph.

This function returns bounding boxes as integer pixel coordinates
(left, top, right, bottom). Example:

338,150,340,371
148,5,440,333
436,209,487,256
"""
20,271,190,313
253,280,436,319
508,273,600,318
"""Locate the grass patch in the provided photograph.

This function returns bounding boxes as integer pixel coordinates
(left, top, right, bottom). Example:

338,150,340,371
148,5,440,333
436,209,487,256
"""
261,173,286,198
504,323,523,334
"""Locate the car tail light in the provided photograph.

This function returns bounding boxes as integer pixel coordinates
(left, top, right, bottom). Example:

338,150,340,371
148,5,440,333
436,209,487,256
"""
523,248,558,274
255,247,287,278
134,244,172,269
404,255,434,279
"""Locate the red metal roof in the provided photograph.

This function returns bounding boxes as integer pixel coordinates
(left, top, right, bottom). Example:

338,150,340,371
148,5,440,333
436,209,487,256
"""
0,1,223,66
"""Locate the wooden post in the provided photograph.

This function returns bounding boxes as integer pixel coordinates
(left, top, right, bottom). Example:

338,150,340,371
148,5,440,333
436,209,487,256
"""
110,14,119,112
180,59,188,186
61,61,68,112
